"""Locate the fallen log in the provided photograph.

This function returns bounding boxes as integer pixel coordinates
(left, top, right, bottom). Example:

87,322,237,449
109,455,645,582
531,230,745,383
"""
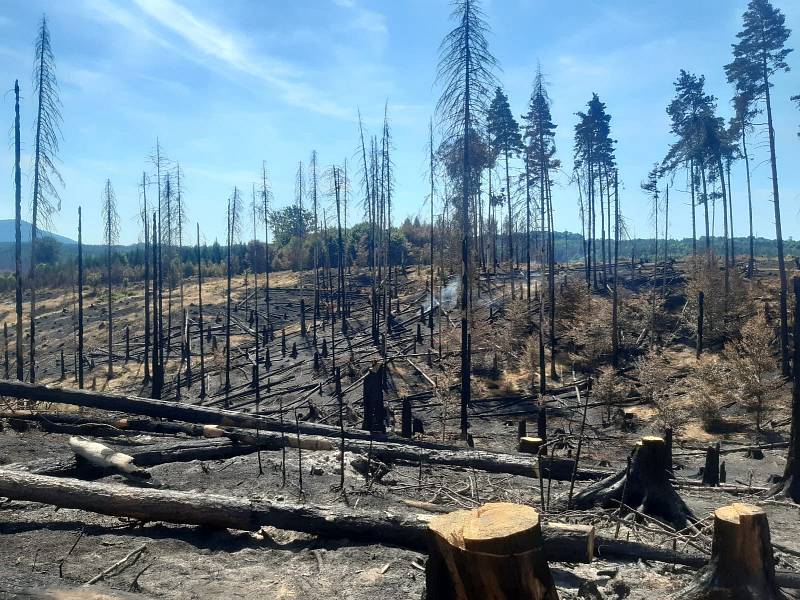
0,469,592,563
6,438,263,478
0,388,612,481
68,437,150,481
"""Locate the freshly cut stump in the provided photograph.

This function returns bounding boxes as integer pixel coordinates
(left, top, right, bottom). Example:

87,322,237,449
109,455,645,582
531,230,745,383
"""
426,502,558,600
519,436,544,455
573,436,693,529
679,503,785,600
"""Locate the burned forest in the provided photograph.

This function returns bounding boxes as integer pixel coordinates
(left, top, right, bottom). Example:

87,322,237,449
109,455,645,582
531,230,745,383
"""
2,1,800,599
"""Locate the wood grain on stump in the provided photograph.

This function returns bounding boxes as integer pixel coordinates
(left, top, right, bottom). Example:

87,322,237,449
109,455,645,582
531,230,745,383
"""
679,503,785,600
426,502,558,600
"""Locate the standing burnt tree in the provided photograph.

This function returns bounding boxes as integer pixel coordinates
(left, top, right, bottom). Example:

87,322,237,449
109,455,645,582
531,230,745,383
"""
13,79,23,381
101,180,119,379
141,173,151,384
725,0,793,375
224,188,242,397
436,0,497,439
28,14,63,383
77,206,84,388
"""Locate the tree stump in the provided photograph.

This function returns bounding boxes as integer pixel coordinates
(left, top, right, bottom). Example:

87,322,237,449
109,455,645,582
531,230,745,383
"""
519,436,544,455
703,443,720,486
573,436,693,529
401,397,413,438
678,503,785,599
362,362,386,433
426,502,558,600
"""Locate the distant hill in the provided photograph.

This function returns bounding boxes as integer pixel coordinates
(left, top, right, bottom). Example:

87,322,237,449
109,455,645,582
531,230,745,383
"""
0,219,76,245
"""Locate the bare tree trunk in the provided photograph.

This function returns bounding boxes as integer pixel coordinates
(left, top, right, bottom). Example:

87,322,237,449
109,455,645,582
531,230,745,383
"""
460,18,472,440
77,207,84,389
764,77,789,376
225,198,232,395
143,174,150,384
14,80,24,382
612,171,620,366
743,126,755,277
196,224,206,400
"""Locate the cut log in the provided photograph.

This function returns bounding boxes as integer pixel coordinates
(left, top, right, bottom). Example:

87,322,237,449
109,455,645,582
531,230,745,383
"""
678,503,786,599
573,436,694,529
0,469,593,562
68,437,150,480
426,502,558,600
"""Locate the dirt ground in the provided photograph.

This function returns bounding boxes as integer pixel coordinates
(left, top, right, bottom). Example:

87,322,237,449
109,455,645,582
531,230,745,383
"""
2,260,800,598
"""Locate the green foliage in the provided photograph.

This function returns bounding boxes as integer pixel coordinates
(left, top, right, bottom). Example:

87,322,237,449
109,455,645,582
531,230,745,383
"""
269,205,313,248
725,0,793,101
487,87,521,164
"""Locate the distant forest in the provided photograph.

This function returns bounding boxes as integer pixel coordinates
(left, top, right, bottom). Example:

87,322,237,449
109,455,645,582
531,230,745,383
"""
1,211,796,294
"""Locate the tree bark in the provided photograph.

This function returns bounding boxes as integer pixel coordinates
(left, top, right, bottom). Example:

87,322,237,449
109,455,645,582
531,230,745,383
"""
426,503,558,600
679,503,785,600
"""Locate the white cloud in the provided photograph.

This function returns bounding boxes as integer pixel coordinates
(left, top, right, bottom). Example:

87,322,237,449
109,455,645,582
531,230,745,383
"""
89,0,351,118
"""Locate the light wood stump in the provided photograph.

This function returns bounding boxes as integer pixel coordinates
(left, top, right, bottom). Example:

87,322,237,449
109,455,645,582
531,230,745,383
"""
679,503,786,599
426,502,558,600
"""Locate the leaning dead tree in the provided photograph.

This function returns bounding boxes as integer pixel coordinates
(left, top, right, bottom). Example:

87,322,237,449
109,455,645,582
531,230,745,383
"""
28,14,63,383
436,0,498,439
101,179,119,379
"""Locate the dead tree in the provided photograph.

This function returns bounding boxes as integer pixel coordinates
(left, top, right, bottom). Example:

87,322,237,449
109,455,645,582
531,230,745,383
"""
77,207,84,389
101,179,119,379
573,436,693,529
224,189,242,396
362,362,386,433
196,224,206,399
13,79,23,382
771,276,800,501
426,502,558,600
679,503,785,600
436,0,498,439
142,173,150,384
150,212,162,398
29,15,63,383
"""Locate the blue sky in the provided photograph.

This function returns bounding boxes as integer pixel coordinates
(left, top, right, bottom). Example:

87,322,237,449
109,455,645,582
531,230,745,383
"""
0,0,799,245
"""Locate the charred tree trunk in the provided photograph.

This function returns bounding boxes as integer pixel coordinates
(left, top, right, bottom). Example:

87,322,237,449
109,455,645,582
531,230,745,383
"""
196,224,206,400
573,436,694,529
13,80,23,383
77,207,85,389
771,276,800,502
142,174,150,384
362,363,386,433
